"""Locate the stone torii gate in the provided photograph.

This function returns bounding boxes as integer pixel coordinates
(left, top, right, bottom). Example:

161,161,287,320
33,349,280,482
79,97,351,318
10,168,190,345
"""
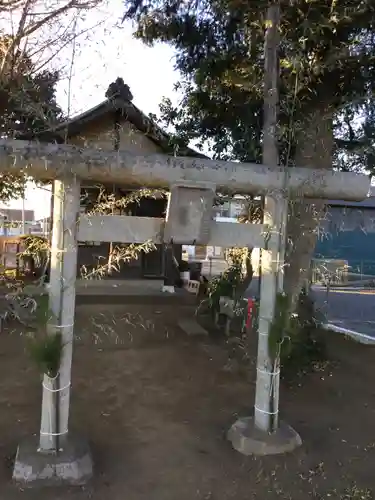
3,139,369,484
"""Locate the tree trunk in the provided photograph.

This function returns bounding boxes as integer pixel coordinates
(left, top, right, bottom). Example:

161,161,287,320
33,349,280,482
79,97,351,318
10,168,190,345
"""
284,107,334,307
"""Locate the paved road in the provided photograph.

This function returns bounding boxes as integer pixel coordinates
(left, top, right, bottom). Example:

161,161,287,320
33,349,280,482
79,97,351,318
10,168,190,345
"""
312,287,375,337
245,277,375,338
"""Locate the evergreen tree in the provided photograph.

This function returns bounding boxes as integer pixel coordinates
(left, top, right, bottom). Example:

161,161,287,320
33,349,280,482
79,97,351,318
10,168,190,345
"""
124,0,375,301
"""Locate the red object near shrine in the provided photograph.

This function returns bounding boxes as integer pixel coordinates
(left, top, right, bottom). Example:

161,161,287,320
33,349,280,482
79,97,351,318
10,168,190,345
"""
245,298,256,330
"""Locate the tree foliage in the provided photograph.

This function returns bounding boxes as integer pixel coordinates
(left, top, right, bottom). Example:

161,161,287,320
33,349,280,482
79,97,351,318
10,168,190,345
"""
0,0,105,202
0,34,63,202
0,36,63,201
124,0,375,168
123,0,375,306
334,100,375,176
0,42,63,138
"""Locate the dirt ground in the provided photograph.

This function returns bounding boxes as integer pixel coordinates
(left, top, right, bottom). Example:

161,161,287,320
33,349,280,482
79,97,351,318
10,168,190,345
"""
0,303,374,500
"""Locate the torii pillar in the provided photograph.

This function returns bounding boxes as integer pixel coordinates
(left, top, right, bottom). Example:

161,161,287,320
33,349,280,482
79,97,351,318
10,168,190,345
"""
1,139,369,485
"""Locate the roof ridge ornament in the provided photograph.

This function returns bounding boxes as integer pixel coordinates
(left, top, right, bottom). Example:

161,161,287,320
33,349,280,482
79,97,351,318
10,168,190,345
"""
105,77,133,102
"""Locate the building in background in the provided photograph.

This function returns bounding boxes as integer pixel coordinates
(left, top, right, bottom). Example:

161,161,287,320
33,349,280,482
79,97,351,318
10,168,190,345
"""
213,198,244,220
184,189,375,283
314,189,375,281
35,217,51,237
182,197,262,278
0,208,38,236
17,77,206,281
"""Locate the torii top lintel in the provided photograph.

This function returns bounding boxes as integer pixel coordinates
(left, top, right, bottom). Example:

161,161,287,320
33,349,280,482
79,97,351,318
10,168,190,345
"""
0,139,370,202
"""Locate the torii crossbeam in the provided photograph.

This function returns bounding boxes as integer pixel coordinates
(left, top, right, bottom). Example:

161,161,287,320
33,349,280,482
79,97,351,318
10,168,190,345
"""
0,138,369,199
5,137,369,484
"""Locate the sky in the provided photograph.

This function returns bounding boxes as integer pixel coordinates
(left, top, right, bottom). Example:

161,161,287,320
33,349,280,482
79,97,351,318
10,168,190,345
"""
2,0,180,219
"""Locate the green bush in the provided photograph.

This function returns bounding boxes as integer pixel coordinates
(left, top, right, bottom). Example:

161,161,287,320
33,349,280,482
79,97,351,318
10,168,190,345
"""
207,263,244,313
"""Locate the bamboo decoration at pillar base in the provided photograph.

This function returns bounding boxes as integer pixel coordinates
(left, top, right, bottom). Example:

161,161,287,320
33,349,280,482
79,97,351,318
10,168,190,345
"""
28,332,63,453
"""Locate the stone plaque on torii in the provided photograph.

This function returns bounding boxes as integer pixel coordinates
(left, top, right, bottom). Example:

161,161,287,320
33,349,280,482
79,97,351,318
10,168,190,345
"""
0,138,369,484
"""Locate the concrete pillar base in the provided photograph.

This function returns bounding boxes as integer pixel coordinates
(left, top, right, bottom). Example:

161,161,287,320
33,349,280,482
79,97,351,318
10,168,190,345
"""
227,416,301,456
12,434,93,487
